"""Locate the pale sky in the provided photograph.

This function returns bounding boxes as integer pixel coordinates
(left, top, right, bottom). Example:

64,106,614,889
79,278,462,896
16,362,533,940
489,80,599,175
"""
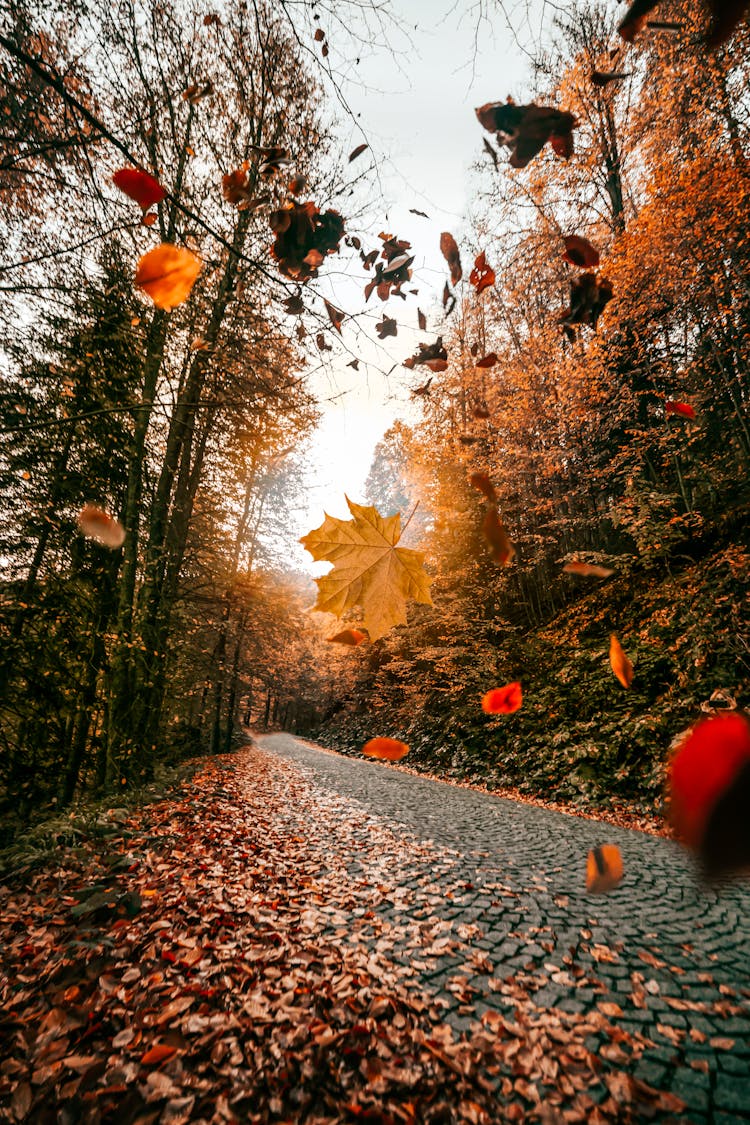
294,0,549,557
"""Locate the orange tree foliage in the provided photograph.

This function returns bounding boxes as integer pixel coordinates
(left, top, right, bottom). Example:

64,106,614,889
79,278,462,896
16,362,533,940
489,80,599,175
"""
311,3,750,814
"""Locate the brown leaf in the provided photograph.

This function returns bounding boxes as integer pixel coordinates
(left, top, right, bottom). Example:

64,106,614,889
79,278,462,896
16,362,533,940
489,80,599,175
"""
376,315,397,339
469,472,497,503
324,300,345,334
562,235,600,270
482,506,516,565
475,352,498,369
417,308,427,331
469,251,495,294
440,232,462,285
349,143,368,162
476,101,577,168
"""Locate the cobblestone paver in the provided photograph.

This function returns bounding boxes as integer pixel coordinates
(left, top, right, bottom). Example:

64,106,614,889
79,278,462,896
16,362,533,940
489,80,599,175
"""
259,733,750,1122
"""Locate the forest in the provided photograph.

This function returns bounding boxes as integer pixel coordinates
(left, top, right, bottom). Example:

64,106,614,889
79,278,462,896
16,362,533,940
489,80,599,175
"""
1,0,749,845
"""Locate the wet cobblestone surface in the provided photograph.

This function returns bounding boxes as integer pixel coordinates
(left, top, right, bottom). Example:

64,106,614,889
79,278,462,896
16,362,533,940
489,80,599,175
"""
260,733,750,1122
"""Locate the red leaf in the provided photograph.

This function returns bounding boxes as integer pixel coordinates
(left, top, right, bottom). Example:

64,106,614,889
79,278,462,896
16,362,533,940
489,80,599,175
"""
669,713,750,854
562,235,600,270
425,358,448,373
476,352,498,369
362,737,409,761
482,682,522,714
141,1044,177,1066
113,168,166,210
469,251,495,294
665,400,696,420
440,232,462,286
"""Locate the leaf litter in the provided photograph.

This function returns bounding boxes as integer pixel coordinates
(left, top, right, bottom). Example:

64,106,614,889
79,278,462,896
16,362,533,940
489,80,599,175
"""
1,746,727,1123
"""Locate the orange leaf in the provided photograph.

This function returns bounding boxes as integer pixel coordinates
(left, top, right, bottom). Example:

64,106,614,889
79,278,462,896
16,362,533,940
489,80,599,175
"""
362,737,409,761
482,506,516,565
469,251,495,294
609,634,633,688
563,560,614,578
482,682,522,714
135,244,201,310
586,845,624,894
77,505,125,549
141,1044,177,1066
440,232,462,286
562,235,600,269
113,168,165,210
327,628,367,646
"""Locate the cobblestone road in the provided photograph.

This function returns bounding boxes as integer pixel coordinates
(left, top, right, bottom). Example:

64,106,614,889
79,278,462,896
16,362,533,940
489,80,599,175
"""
258,733,750,1123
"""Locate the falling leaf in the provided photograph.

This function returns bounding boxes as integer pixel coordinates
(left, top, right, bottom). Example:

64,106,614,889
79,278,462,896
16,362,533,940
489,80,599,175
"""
349,143,368,162
472,405,491,420
324,300,345,334
470,472,497,503
705,0,750,47
77,505,125,549
141,212,157,227
316,332,332,351
270,201,345,280
409,207,429,218
562,236,600,270
135,244,202,310
347,359,360,370
113,168,166,210
300,498,432,640
590,70,630,88
403,338,447,370
476,101,577,168
203,12,221,26
288,174,307,194
182,81,213,103
482,682,522,714
362,737,409,761
560,272,613,330
609,634,634,688
563,560,614,578
475,352,498,369
668,712,750,874
418,308,427,331
283,293,305,316
314,27,325,41
483,506,516,565
327,628,367,646
586,845,624,894
469,251,495,294
440,232,462,286
411,378,433,397
618,0,659,41
442,283,455,315
665,400,696,420
376,315,398,339
141,1044,177,1066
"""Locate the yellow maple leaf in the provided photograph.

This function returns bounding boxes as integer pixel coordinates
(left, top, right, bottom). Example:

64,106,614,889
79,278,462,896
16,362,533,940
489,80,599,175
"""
300,498,432,641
